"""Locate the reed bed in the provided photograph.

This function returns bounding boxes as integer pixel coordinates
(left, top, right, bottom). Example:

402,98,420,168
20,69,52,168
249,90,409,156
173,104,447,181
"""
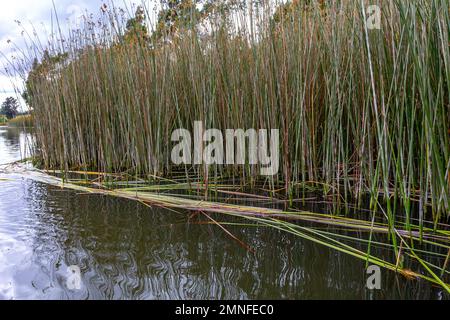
0,115,7,126
2,162,448,291
19,0,449,223
6,0,450,286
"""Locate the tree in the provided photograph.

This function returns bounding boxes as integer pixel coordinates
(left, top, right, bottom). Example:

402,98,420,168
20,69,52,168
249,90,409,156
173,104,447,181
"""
201,0,245,30
0,97,19,119
271,0,325,28
272,0,303,27
123,6,150,44
153,0,203,42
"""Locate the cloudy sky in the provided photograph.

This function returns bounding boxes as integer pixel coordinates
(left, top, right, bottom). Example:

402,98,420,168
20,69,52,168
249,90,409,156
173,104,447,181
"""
0,0,156,109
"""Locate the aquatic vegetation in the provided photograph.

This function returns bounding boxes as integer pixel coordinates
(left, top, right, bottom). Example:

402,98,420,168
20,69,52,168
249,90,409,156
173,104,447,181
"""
17,0,449,220
4,0,450,292
3,163,447,292
0,115,7,126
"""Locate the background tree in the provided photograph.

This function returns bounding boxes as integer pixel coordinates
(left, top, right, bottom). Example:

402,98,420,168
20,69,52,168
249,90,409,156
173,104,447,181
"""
23,52,68,109
152,0,246,43
123,6,150,44
0,97,19,119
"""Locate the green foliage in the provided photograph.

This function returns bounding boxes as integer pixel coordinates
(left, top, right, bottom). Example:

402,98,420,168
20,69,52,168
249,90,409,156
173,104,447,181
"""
0,97,19,119
7,114,33,127
8,0,450,291
153,0,202,41
24,52,68,108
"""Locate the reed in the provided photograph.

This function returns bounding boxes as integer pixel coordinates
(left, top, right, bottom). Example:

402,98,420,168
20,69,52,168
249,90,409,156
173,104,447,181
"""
12,0,450,223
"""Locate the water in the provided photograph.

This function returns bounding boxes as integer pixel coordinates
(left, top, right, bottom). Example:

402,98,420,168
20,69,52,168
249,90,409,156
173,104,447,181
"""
0,126,447,299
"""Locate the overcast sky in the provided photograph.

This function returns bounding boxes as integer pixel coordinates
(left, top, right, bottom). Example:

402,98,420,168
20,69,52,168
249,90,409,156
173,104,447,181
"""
0,0,156,109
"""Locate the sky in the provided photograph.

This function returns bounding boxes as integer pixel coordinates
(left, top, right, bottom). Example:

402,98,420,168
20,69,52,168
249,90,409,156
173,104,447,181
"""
0,0,156,110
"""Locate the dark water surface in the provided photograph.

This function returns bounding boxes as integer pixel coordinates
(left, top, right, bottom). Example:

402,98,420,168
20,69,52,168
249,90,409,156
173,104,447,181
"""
0,126,447,299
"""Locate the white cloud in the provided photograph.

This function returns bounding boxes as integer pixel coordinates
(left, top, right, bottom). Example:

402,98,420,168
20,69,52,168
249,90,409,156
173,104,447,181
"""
66,4,84,22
